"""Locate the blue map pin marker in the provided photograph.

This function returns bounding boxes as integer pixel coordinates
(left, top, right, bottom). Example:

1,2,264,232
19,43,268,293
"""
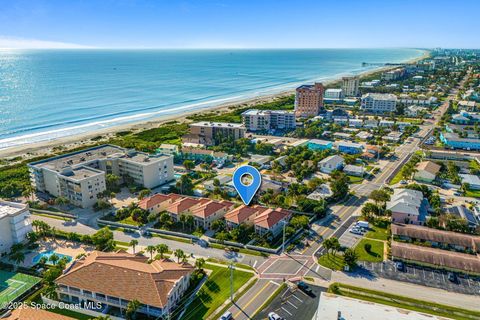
232,165,262,205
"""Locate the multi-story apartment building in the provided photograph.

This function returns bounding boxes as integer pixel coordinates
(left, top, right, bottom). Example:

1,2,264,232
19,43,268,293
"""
0,201,32,254
183,122,246,146
28,145,174,208
324,88,344,100
360,93,398,114
381,68,406,81
341,76,360,97
56,251,194,318
294,82,324,118
241,109,295,132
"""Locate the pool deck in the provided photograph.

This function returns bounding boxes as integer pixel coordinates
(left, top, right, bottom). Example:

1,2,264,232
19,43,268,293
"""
22,240,94,268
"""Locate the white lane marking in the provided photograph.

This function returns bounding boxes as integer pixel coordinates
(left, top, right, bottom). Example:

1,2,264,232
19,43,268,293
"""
253,260,257,268
270,280,281,286
315,265,319,273
292,294,303,303
287,300,298,309
281,307,292,316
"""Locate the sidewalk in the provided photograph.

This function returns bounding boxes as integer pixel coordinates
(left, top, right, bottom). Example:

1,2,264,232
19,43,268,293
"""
331,271,480,311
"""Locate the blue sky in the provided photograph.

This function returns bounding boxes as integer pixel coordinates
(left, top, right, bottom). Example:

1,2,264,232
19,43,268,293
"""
0,0,479,49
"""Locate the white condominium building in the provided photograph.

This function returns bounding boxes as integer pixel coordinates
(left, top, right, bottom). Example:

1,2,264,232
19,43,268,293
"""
241,109,296,132
341,76,360,97
28,145,174,208
0,201,32,254
361,93,398,114
324,88,344,100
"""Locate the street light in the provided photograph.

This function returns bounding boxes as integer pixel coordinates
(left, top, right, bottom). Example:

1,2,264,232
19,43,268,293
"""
282,220,287,254
229,263,235,302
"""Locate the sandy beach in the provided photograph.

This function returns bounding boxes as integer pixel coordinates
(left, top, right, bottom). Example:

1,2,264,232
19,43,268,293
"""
0,50,429,160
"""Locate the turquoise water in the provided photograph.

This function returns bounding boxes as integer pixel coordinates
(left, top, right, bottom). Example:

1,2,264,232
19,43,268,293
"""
0,49,424,149
32,250,72,265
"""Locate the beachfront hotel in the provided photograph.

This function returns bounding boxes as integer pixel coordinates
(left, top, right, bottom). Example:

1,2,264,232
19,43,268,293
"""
294,82,325,118
360,93,398,114
241,109,296,132
183,122,246,146
28,145,174,208
55,251,194,318
341,75,360,97
0,201,32,254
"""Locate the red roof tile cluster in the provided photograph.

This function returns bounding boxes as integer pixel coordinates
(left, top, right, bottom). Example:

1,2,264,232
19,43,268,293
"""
225,205,291,229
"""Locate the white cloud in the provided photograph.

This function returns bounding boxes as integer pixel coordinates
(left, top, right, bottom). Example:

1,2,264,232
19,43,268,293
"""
0,36,93,49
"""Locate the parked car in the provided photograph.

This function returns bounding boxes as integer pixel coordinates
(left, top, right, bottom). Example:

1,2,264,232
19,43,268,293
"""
395,261,405,272
400,180,408,185
268,312,284,320
448,272,458,283
356,221,369,229
297,281,314,296
220,311,233,320
349,228,362,235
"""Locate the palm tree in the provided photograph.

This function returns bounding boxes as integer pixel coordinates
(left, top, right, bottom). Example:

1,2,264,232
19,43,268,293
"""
174,249,185,263
22,185,35,202
126,299,141,320
195,258,205,271
146,245,156,260
185,215,195,231
179,214,187,231
54,196,69,209
49,253,59,266
129,239,139,254
10,251,25,269
156,244,169,259
32,220,41,233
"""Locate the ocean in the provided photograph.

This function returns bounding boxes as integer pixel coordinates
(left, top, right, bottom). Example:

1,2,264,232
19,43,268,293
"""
0,48,424,149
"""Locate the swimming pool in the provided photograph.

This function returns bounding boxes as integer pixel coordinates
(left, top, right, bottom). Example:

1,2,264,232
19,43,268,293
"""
32,250,73,266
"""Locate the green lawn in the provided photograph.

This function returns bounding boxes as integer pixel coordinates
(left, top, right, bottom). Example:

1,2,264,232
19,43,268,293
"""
118,216,142,226
389,170,404,185
181,263,254,320
465,188,480,198
348,175,364,184
355,239,384,262
0,270,41,306
365,221,390,241
329,283,480,320
318,254,345,271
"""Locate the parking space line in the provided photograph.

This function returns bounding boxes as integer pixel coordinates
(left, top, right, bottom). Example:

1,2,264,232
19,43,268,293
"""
292,294,303,303
253,260,257,268
281,307,292,316
315,265,319,273
286,300,298,309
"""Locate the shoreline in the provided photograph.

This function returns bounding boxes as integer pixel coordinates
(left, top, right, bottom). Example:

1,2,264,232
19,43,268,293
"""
0,49,430,160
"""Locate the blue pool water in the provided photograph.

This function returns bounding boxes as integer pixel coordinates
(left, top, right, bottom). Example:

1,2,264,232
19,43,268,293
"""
0,48,424,149
32,250,73,265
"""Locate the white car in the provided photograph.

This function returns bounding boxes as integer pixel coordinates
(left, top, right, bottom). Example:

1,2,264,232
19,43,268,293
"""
268,312,284,320
349,228,362,235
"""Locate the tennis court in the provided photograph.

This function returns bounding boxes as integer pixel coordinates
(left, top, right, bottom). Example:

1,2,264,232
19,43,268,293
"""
0,270,41,307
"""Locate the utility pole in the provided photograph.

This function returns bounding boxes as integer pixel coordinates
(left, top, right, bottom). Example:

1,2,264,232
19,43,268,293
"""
229,263,235,302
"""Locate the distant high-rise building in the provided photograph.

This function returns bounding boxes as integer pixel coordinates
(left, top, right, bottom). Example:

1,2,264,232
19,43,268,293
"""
361,93,398,114
341,76,360,97
295,82,324,118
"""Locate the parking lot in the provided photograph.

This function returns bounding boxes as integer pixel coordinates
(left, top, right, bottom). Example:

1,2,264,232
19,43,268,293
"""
358,260,480,296
254,284,323,320
338,224,363,248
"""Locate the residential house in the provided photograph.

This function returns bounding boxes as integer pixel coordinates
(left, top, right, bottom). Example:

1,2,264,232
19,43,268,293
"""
224,205,267,229
307,184,333,200
307,139,333,151
379,120,394,128
356,131,373,141
387,189,429,225
336,142,364,154
203,175,233,192
460,174,480,190
446,205,478,229
343,165,365,177
440,132,480,150
157,144,179,155
55,251,194,318
348,119,363,128
414,161,441,183
318,155,345,174
253,208,292,237
383,131,403,142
